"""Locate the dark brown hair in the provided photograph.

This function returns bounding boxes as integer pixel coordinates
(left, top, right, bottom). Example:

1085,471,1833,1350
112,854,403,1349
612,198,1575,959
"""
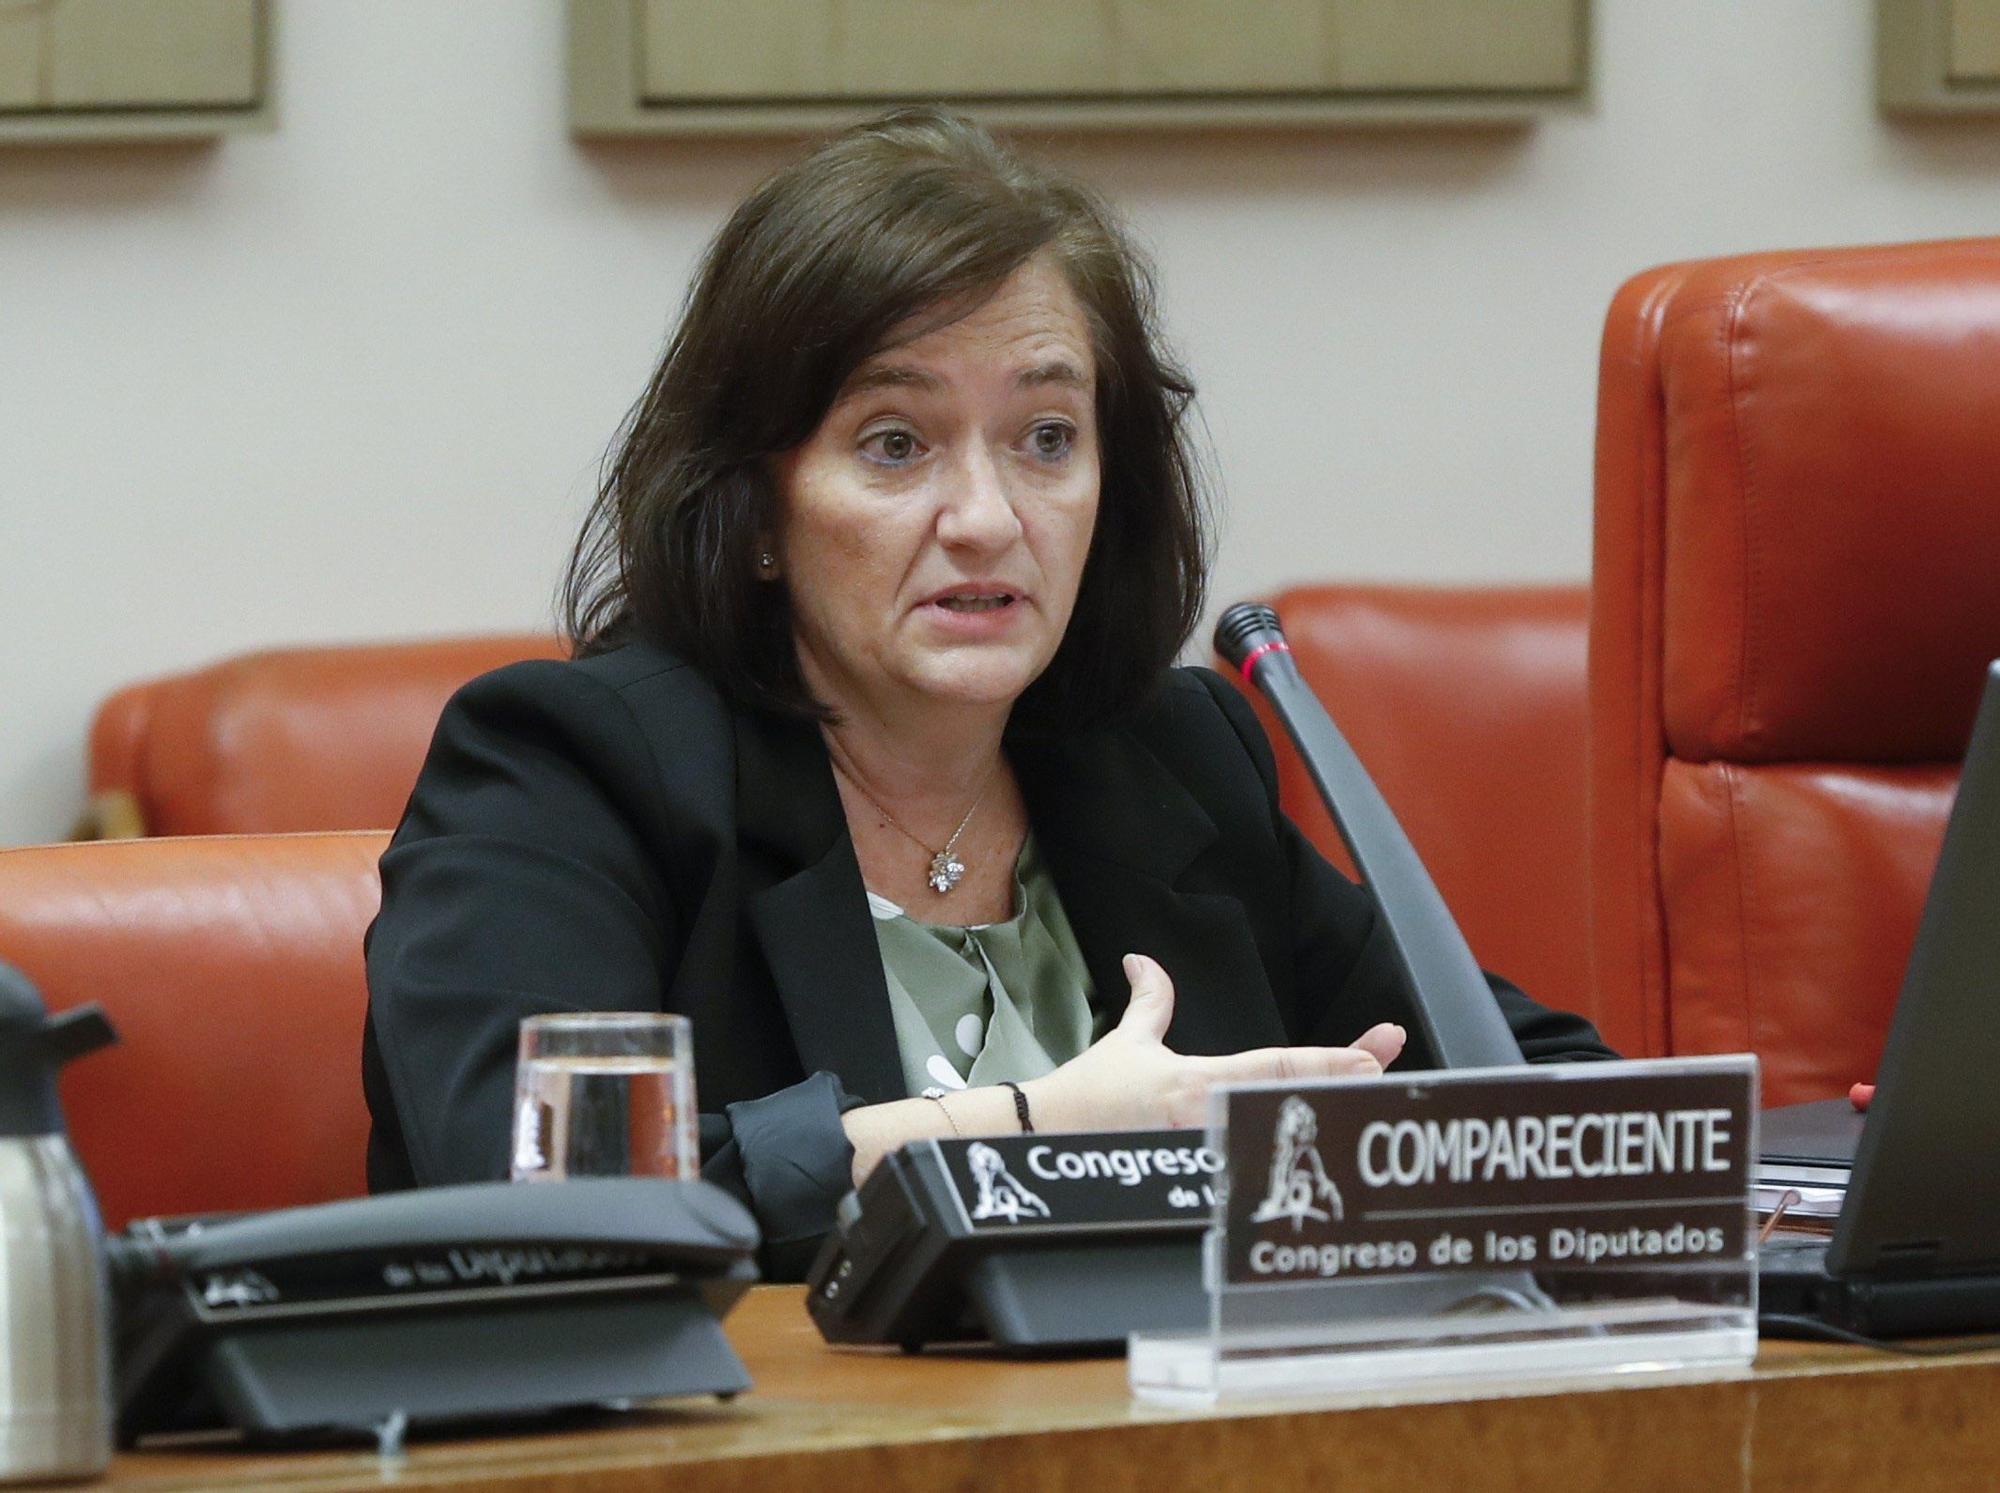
561,106,1208,729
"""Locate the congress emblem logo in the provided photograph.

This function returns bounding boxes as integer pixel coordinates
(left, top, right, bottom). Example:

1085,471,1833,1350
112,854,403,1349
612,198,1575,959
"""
1249,1094,1344,1230
966,1141,1051,1223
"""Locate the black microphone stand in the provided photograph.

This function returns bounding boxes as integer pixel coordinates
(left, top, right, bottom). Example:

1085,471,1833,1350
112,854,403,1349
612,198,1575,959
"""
1209,604,1554,1335
1215,603,1525,1070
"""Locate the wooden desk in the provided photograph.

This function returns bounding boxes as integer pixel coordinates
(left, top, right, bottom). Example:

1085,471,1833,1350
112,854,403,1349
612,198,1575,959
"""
97,1287,2000,1492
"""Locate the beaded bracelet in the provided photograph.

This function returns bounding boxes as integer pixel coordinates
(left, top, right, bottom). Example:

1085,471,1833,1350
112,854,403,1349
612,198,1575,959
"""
999,1080,1034,1134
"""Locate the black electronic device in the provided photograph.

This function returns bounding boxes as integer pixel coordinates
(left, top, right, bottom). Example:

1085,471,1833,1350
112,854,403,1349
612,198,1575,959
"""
1760,660,2000,1338
109,1177,758,1444
809,605,1533,1352
808,1130,1213,1351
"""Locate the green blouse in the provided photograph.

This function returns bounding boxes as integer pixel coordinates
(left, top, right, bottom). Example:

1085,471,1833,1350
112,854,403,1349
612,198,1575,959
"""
867,833,1103,1097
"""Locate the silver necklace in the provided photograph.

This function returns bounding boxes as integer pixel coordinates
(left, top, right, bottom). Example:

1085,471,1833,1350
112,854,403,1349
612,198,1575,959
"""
833,756,999,895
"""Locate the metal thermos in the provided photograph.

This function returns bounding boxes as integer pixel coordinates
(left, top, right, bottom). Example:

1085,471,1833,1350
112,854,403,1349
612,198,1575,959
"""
0,962,117,1483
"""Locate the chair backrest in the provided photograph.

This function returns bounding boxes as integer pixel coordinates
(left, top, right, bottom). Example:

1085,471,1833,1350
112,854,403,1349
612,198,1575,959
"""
0,833,386,1227
1235,583,1604,1041
1589,238,2000,1103
87,635,565,836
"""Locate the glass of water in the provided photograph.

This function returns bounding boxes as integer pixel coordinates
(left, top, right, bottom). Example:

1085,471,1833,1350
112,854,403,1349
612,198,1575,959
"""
510,1012,698,1182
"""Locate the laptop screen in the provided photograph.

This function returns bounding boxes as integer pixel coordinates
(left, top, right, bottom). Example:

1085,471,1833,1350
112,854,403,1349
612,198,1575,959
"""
1828,659,2000,1277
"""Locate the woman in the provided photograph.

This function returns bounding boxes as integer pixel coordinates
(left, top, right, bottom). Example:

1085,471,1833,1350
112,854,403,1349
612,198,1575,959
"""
362,108,1611,1280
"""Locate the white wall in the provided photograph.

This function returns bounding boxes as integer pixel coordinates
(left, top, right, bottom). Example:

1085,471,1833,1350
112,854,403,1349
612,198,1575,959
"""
3,1,1998,845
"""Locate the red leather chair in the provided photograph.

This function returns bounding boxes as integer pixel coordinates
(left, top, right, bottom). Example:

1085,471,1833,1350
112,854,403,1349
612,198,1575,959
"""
1589,237,2000,1103
0,834,385,1227
1235,583,1603,1038
84,635,565,838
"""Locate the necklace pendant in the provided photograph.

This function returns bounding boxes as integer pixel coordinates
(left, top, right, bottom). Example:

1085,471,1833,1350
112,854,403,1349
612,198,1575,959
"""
928,850,966,894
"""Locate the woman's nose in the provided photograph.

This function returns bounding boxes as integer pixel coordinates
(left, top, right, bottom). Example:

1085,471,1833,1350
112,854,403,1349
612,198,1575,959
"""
936,446,1024,550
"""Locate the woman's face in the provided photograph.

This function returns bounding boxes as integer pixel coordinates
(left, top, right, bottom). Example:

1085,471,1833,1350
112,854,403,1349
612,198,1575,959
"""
773,255,1101,728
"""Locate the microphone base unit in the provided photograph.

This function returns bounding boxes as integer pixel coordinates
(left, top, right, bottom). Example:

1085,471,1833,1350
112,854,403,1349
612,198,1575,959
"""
111,1178,760,1445
964,1243,1205,1349
159,1285,751,1443
808,1131,1212,1353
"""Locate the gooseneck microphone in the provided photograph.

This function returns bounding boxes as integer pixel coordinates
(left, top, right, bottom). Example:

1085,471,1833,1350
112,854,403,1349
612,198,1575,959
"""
1215,603,1524,1070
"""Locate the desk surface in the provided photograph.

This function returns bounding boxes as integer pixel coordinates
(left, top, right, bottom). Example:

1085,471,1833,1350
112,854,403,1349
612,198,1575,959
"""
98,1287,2000,1493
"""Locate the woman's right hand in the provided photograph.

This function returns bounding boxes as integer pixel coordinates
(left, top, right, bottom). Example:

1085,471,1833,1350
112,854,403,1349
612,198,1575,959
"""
1020,953,1405,1133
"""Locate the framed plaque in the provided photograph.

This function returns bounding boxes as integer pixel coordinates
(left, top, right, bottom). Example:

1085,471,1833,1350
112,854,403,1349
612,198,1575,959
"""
569,0,1590,136
1881,0,2000,114
0,0,271,144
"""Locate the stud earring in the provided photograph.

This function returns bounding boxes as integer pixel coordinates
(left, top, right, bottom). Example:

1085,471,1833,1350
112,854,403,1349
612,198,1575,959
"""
757,551,777,573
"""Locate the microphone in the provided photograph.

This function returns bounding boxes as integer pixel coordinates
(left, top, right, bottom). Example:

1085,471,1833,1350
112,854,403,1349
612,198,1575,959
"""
1215,603,1524,1070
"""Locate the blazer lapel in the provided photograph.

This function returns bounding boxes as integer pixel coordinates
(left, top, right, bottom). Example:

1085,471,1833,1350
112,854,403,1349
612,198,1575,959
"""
734,710,906,1104
1013,727,1288,1058
727,701,1289,1102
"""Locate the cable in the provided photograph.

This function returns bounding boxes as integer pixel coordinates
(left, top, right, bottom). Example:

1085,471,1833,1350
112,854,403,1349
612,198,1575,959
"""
1759,1313,2000,1356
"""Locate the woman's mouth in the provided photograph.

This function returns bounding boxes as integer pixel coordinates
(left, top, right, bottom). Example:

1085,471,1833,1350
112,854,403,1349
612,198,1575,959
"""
933,592,1017,613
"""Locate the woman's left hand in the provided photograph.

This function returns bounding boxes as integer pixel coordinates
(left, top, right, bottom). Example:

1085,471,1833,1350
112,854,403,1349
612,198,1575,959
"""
1021,953,1406,1131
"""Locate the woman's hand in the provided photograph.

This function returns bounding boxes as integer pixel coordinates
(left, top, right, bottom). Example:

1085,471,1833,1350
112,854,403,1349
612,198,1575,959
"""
1021,954,1405,1132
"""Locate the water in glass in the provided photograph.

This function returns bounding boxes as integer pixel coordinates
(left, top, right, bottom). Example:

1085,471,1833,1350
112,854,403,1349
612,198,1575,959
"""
512,1053,695,1181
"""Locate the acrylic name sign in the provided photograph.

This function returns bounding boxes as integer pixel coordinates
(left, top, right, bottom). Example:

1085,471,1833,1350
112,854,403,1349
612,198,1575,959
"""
1130,1056,1761,1406
1220,1061,1755,1288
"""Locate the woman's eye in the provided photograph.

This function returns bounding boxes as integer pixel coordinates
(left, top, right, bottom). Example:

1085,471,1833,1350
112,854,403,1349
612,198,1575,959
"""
861,428,921,465
1029,421,1075,460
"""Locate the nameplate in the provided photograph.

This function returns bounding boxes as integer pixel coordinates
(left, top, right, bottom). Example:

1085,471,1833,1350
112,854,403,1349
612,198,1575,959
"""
928,1130,1223,1235
1219,1060,1755,1288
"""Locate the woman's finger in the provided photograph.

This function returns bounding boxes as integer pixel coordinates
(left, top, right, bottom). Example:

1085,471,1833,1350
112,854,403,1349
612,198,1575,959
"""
1192,1044,1383,1086
1351,1022,1407,1068
1116,952,1175,1042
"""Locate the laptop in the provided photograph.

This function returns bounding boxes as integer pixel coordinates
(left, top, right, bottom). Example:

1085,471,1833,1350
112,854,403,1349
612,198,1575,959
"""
1758,659,2000,1339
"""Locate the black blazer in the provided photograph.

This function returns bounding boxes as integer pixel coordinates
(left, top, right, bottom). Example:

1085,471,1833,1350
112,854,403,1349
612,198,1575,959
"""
362,641,1610,1277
